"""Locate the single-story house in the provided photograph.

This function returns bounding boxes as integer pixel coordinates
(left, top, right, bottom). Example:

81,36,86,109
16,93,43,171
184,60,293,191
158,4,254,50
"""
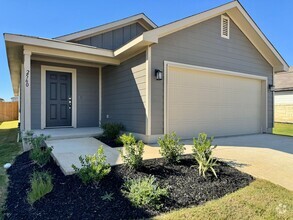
274,68,293,123
4,1,289,144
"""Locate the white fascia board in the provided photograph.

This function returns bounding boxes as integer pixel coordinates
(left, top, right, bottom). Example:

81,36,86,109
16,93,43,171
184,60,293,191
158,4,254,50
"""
55,14,157,42
4,34,115,57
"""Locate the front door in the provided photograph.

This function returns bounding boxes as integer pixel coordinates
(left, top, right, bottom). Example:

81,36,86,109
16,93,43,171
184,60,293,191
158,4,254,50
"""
46,71,72,127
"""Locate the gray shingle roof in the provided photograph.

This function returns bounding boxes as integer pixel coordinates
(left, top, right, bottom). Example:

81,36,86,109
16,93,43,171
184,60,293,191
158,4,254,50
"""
275,68,293,91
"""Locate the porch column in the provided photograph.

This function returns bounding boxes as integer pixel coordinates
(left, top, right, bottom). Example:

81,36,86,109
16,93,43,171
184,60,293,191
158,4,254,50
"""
20,64,25,131
23,50,32,131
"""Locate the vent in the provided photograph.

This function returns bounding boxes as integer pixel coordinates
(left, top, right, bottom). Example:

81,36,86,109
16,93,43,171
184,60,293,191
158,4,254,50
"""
221,15,230,39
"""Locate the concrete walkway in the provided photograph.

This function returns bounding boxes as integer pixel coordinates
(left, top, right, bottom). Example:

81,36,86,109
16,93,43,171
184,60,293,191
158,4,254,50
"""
47,134,293,191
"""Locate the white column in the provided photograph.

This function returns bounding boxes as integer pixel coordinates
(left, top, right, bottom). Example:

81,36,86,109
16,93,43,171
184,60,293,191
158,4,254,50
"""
23,50,32,131
20,64,25,131
99,67,102,127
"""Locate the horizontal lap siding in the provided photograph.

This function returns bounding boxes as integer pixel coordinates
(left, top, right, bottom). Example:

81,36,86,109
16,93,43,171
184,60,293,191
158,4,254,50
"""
31,61,99,129
102,52,146,134
151,15,273,135
76,23,146,50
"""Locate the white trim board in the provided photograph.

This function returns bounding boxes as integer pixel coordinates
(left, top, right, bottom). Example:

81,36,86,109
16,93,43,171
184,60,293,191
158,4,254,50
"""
41,65,77,129
164,61,268,135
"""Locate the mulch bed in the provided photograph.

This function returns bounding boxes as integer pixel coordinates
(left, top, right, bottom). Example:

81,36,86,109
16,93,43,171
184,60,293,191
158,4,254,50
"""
4,152,253,220
96,136,122,148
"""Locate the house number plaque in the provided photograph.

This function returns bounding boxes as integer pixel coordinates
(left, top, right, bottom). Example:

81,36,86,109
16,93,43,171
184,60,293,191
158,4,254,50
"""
25,70,30,87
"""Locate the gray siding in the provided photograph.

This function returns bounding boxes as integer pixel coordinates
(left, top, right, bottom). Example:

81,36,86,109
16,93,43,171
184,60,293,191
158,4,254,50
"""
31,61,99,129
102,52,146,134
76,23,146,50
151,15,273,135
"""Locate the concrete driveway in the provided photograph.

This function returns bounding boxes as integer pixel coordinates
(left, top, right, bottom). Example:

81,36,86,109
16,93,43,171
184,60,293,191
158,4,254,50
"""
182,134,293,191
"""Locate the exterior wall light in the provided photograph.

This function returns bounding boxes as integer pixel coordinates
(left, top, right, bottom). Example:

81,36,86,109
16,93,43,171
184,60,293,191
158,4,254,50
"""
155,69,163,80
268,84,275,92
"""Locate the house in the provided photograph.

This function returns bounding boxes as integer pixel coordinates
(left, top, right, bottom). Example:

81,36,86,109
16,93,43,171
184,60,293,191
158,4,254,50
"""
11,96,19,102
4,1,288,144
0,98,4,102
274,69,293,123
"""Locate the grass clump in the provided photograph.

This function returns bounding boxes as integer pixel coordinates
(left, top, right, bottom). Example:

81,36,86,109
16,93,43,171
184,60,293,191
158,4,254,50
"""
23,131,52,167
119,133,144,170
122,175,168,210
72,147,111,184
158,132,185,164
27,171,53,204
192,133,218,178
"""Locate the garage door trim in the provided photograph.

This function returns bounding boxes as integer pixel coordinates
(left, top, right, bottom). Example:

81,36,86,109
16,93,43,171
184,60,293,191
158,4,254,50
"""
163,61,268,136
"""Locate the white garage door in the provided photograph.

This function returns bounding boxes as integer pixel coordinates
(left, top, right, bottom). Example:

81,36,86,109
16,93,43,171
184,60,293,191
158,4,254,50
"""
166,65,263,139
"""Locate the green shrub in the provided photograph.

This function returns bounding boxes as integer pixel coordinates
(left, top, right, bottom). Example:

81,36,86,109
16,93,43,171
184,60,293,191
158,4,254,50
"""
72,147,111,184
158,132,185,163
119,133,144,170
27,171,53,204
23,131,52,167
192,133,218,178
122,175,168,209
101,122,125,140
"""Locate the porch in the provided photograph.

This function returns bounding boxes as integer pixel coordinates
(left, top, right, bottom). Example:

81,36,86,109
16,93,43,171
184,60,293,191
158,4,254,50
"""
33,127,103,140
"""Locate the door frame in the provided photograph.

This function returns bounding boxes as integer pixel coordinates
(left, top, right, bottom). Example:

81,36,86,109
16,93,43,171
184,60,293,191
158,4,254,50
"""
41,65,77,129
163,61,268,135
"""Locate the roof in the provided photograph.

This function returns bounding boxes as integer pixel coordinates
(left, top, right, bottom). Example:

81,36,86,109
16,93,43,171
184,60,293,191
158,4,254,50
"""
116,1,288,72
4,0,289,96
55,13,157,42
275,68,293,91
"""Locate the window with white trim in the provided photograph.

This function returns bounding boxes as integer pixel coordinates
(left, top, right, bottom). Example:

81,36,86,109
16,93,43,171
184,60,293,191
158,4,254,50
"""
221,15,230,39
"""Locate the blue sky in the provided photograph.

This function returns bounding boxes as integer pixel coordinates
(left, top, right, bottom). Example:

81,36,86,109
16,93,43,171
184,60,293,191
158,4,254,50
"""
0,0,292,100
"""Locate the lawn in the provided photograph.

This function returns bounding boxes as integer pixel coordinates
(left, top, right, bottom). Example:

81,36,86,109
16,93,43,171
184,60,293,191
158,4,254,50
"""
0,121,21,219
273,123,293,136
155,179,293,220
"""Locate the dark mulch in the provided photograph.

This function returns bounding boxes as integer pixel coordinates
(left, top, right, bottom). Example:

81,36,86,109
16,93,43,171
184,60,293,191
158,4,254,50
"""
96,136,122,148
4,152,253,220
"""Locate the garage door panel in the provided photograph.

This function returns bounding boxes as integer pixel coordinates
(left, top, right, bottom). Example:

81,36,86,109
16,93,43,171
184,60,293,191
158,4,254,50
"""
167,66,262,139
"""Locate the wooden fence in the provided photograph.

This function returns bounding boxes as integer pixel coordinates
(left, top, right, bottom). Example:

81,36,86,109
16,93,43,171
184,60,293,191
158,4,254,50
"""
0,102,19,122
275,105,293,124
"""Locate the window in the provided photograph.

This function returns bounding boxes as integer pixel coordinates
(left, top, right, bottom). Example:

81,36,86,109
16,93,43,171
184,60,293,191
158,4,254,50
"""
221,15,230,39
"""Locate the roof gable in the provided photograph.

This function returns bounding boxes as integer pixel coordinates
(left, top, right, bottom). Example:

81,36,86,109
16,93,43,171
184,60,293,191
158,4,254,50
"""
116,1,288,72
55,13,157,42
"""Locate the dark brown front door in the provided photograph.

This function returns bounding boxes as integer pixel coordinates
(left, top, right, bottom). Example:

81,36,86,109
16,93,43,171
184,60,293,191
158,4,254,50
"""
46,71,72,127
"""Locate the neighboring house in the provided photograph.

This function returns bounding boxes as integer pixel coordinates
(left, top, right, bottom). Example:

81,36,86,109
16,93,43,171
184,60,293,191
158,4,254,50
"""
11,96,19,102
4,1,289,143
274,69,293,123
0,98,4,102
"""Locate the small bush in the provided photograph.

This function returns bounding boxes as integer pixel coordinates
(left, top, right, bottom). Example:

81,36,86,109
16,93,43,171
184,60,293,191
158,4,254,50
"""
158,132,185,163
192,133,218,178
27,171,53,204
23,131,52,167
122,175,168,209
101,123,125,140
119,133,144,170
72,147,111,184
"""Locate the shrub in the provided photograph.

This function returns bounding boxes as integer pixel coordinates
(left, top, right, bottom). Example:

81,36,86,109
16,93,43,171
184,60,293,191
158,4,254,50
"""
27,171,53,204
119,133,144,170
158,132,185,163
23,131,52,167
121,175,168,209
101,123,125,140
72,147,111,184
192,133,218,178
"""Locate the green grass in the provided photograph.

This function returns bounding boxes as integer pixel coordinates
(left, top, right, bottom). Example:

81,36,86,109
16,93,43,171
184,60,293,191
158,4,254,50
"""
155,179,293,220
273,123,293,137
0,121,21,219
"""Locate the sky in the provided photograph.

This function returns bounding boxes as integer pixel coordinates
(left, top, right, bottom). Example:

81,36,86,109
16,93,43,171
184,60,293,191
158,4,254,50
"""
0,0,292,101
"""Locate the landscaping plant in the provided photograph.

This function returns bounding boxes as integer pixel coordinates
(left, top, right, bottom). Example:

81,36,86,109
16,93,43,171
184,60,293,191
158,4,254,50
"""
101,122,125,140
119,133,144,170
158,132,185,163
72,147,111,184
121,175,168,210
24,131,53,167
192,133,218,178
27,171,53,204
101,192,114,202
